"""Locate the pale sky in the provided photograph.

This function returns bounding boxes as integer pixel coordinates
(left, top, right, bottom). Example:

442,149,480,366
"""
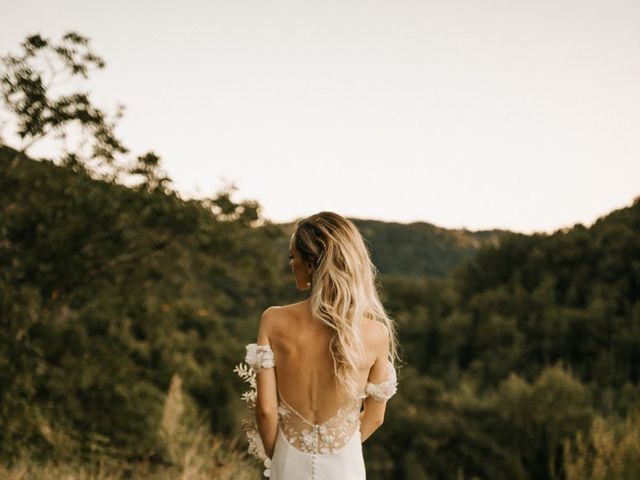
1,0,639,234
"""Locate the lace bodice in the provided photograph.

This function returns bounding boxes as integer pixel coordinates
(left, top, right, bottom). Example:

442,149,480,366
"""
244,343,398,455
276,391,362,454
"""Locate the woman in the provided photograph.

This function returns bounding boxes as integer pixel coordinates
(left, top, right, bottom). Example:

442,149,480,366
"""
244,211,399,479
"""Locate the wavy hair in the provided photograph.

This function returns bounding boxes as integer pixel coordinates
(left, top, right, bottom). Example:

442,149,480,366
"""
292,211,399,401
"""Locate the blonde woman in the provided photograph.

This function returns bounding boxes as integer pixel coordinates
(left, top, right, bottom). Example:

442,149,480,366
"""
244,211,399,479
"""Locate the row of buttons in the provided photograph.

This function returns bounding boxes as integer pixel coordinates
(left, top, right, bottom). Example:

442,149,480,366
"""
311,452,317,479
311,424,318,479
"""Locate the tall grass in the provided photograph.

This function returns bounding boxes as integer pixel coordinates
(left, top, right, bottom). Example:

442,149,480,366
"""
0,373,257,480
564,411,640,480
156,373,257,480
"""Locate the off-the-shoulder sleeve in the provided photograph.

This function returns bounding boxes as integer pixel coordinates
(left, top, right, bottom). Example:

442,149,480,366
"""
245,343,275,373
365,360,398,402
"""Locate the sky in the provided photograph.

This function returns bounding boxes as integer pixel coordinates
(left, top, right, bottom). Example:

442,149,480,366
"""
1,0,639,234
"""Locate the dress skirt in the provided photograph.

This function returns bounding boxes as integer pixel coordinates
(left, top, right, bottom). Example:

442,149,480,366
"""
270,424,366,480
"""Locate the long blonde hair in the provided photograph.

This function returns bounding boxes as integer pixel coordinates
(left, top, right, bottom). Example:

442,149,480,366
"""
292,211,399,401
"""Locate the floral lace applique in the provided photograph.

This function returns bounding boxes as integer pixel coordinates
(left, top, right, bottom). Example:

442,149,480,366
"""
276,390,362,455
365,360,398,402
245,343,275,373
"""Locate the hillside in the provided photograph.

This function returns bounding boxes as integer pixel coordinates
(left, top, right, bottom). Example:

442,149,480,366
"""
0,144,290,461
2,145,639,479
357,218,513,278
275,218,515,279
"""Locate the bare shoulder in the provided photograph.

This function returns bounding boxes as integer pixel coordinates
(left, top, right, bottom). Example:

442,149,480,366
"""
261,305,283,317
258,305,283,332
258,304,300,342
274,299,312,319
263,302,302,318
361,318,390,349
279,299,309,310
261,304,286,319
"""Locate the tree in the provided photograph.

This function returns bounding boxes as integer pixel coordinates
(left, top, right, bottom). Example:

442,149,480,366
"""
0,31,127,178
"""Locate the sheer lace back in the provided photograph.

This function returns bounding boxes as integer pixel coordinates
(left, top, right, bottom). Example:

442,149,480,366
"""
244,343,397,455
277,390,362,454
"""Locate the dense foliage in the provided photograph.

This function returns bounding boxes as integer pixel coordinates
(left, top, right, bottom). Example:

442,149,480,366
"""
1,31,638,480
2,145,639,479
373,202,640,479
0,145,290,463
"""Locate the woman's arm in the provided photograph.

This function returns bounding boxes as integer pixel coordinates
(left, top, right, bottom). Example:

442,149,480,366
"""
360,323,391,442
255,308,279,458
360,395,386,442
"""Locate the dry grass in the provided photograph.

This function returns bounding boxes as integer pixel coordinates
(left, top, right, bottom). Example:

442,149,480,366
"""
0,460,125,480
0,373,258,480
0,456,256,480
564,412,640,480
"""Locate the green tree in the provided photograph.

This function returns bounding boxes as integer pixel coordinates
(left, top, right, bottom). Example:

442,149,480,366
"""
0,32,128,177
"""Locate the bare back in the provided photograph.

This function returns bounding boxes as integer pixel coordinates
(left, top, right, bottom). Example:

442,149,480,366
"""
267,299,381,424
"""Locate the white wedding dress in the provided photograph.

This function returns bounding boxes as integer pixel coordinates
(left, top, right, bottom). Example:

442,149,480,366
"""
244,343,398,480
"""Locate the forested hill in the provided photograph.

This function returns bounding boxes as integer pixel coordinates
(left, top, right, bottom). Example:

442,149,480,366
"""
2,144,639,479
1,144,293,461
0,144,512,280
277,218,514,278
354,219,511,278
